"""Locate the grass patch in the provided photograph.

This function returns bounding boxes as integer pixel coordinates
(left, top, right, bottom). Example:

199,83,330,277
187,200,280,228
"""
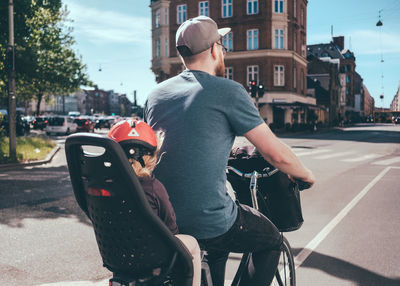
0,135,56,164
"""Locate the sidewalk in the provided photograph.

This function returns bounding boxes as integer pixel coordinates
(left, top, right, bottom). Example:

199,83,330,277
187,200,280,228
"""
38,278,234,286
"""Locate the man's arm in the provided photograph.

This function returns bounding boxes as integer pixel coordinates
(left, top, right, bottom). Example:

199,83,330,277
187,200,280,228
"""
244,123,315,186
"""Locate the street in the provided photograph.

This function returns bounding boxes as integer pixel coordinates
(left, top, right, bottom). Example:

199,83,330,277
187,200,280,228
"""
0,124,399,285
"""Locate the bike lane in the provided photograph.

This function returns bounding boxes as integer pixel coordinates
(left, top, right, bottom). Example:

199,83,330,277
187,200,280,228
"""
293,166,400,285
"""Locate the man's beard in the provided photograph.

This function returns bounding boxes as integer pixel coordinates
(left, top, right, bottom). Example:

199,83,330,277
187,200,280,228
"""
215,56,225,77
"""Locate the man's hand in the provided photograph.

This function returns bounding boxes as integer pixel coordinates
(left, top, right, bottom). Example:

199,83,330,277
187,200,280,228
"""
288,169,315,190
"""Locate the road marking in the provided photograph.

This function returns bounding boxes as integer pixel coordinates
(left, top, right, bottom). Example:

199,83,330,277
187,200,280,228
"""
314,151,355,160
294,166,392,269
372,156,400,166
341,153,383,162
295,149,331,157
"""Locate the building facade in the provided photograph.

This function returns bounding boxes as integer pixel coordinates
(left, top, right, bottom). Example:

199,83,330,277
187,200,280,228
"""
390,81,400,111
150,0,315,128
363,84,374,117
307,58,340,126
307,36,366,123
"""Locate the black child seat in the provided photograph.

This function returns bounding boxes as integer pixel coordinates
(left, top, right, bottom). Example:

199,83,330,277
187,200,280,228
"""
65,133,194,286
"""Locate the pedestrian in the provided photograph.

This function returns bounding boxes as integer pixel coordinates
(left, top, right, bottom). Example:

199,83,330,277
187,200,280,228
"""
107,119,201,286
144,16,315,286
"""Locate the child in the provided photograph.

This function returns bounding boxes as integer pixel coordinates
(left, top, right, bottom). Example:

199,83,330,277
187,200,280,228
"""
108,119,201,286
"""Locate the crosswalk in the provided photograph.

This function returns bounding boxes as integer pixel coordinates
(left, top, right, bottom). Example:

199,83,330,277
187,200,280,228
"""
292,148,400,166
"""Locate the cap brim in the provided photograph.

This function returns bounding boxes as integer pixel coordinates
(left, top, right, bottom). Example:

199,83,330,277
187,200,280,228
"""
218,27,231,37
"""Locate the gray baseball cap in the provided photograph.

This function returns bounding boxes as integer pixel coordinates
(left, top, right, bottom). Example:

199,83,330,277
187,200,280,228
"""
176,16,231,57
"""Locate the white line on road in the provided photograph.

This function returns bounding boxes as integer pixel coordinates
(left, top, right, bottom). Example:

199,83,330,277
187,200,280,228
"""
372,156,400,166
314,151,355,160
341,153,383,162
294,166,392,269
294,149,332,157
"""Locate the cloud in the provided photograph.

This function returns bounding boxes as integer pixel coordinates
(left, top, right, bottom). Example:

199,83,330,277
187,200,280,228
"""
64,1,151,45
350,29,400,56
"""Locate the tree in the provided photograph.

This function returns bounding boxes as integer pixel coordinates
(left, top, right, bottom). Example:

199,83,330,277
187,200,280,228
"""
0,0,91,114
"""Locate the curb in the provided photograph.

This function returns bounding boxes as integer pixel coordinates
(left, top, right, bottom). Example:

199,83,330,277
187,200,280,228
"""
0,145,61,170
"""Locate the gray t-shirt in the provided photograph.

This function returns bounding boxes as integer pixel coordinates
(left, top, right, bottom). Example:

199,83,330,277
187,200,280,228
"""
144,70,263,239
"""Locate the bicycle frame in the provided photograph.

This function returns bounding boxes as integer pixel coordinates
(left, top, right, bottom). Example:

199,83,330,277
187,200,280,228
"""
225,165,295,286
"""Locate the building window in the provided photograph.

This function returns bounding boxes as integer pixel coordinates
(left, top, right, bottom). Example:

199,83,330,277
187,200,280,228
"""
247,29,259,50
223,32,233,51
247,65,259,83
225,67,233,80
293,30,297,51
293,0,296,17
177,4,187,24
155,10,161,28
164,8,169,25
165,37,169,57
293,66,297,89
274,65,284,86
300,7,304,25
155,38,161,58
274,0,284,13
199,1,209,16
346,75,350,83
300,69,304,92
274,29,284,49
247,0,258,15
222,0,233,18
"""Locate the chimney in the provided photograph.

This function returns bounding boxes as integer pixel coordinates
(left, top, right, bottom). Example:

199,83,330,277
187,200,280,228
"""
134,90,137,106
333,36,344,51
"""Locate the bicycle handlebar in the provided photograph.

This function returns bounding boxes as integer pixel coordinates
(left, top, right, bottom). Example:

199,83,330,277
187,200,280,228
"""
226,165,278,178
226,165,312,191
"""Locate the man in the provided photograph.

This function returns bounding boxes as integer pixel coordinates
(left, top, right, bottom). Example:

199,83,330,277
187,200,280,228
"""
145,16,315,286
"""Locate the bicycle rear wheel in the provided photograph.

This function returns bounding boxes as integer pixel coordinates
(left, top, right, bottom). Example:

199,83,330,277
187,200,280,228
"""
270,236,295,286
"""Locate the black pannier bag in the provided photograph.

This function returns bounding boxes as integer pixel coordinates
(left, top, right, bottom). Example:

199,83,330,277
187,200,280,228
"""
227,146,303,232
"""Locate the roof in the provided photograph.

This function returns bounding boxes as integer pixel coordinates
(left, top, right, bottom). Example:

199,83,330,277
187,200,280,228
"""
307,42,344,60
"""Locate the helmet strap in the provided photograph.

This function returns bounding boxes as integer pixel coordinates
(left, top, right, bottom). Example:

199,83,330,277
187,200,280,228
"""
137,156,146,168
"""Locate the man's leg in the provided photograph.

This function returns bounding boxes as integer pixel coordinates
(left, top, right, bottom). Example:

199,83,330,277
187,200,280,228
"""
233,204,282,286
198,203,282,286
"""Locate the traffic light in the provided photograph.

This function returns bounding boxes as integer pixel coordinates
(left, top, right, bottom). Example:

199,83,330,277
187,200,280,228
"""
250,80,257,97
5,45,14,71
258,83,265,98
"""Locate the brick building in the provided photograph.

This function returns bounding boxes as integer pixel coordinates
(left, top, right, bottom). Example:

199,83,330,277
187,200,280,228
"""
390,81,400,111
307,58,340,126
150,0,316,128
307,36,365,123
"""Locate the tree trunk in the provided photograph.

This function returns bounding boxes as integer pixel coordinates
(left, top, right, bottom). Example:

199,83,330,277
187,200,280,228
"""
36,93,43,116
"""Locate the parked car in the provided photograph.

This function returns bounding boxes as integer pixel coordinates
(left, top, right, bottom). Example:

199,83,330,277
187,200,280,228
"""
32,116,49,130
95,117,112,129
74,117,95,132
394,116,400,124
45,116,77,135
1,112,30,136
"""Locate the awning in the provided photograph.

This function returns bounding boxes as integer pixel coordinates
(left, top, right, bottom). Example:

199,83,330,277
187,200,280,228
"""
271,101,326,111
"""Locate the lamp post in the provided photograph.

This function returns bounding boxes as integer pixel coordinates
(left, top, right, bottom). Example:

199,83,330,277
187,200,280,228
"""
8,0,17,160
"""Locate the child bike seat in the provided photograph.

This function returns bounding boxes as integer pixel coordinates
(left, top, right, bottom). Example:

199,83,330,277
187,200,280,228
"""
65,133,194,285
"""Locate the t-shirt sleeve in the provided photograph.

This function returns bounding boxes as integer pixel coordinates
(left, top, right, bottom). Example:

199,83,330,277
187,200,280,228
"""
225,83,264,135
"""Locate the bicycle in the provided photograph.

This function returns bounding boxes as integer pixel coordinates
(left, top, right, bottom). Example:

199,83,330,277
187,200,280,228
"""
225,165,296,286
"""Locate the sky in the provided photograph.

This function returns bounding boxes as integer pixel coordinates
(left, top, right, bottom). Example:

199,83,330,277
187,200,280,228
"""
62,0,400,108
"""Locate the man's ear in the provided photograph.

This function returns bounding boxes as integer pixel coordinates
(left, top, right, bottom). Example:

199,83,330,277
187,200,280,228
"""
210,43,218,60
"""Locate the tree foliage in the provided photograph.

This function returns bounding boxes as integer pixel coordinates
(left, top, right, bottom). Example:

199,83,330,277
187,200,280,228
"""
0,0,91,113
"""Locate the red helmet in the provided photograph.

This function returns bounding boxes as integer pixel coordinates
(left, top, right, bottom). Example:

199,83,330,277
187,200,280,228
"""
108,120,157,166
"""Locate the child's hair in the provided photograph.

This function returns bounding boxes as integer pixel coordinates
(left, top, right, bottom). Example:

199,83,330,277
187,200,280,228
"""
129,131,164,177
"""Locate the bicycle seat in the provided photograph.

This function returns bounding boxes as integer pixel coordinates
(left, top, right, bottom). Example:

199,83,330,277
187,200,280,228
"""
65,133,194,285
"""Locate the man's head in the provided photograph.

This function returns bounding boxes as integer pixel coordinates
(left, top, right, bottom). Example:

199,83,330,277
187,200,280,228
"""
176,16,230,77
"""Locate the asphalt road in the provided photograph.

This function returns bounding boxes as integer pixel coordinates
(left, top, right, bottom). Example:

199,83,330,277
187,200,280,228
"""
0,124,399,285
